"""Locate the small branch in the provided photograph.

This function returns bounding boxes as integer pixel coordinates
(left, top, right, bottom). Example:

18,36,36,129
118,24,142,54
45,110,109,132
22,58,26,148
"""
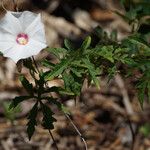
65,114,88,150
48,129,59,150
115,74,134,115
115,74,135,150
127,119,136,150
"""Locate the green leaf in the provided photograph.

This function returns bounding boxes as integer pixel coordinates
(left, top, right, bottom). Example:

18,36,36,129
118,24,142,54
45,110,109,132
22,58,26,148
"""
110,30,117,41
128,37,150,56
45,97,70,114
64,39,75,50
44,86,74,95
147,81,150,102
9,96,32,110
27,102,38,140
46,47,67,59
80,36,91,50
71,60,87,68
140,123,150,137
70,67,84,77
60,104,70,114
93,26,105,39
137,81,147,109
98,46,114,63
62,73,81,95
3,102,21,123
19,75,34,95
44,59,70,80
82,58,100,89
126,9,137,21
120,0,126,5
41,104,56,129
107,66,117,81
45,97,61,107
42,59,55,68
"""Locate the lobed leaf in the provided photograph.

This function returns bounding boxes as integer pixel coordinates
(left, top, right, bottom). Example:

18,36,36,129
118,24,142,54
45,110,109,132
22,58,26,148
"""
80,36,91,51
44,59,70,80
27,102,38,140
41,104,56,130
19,75,34,95
9,96,32,110
82,58,100,89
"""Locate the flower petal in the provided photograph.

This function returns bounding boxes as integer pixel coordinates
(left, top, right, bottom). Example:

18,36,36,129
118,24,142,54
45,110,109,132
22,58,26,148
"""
29,26,47,44
24,39,47,56
0,29,15,42
25,14,43,35
0,41,15,53
0,11,47,63
25,14,47,45
18,11,38,30
3,39,47,63
0,29,16,53
3,44,24,63
0,11,22,35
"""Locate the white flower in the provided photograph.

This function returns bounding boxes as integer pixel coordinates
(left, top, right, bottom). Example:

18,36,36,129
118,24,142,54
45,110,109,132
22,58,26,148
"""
0,11,47,63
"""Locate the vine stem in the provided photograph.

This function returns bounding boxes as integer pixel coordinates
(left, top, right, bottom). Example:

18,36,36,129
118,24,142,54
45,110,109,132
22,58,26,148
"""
65,113,88,150
30,58,59,150
32,56,40,74
30,56,87,149
48,129,59,150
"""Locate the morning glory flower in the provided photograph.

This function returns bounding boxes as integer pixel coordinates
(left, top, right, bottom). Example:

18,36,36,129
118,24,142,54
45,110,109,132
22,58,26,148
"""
0,11,47,63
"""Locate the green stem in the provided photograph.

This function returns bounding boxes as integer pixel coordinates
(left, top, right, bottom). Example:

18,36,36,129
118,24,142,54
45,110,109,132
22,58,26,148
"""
65,114,88,150
32,56,40,74
48,130,59,150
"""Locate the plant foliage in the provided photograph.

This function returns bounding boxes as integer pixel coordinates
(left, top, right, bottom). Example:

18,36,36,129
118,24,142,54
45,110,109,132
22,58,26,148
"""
8,1,150,140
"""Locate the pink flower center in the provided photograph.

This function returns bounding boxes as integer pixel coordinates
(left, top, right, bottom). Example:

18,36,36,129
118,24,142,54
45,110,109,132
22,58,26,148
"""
16,33,28,45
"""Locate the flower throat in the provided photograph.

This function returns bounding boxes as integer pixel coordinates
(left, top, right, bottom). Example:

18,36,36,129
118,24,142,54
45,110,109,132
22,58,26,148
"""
16,33,28,45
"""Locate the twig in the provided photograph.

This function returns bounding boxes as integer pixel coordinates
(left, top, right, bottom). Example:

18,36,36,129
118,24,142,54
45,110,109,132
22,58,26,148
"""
115,74,135,150
65,113,88,150
48,129,59,150
127,118,136,150
115,74,134,115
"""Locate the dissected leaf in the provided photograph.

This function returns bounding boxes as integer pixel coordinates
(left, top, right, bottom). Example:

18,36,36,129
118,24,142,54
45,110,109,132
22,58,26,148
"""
82,58,100,89
98,46,114,63
64,39,75,50
128,37,150,56
80,36,91,50
41,104,56,129
46,47,67,59
45,97,70,114
42,59,55,68
9,96,32,110
45,59,70,80
62,73,82,95
19,75,34,95
27,102,38,140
